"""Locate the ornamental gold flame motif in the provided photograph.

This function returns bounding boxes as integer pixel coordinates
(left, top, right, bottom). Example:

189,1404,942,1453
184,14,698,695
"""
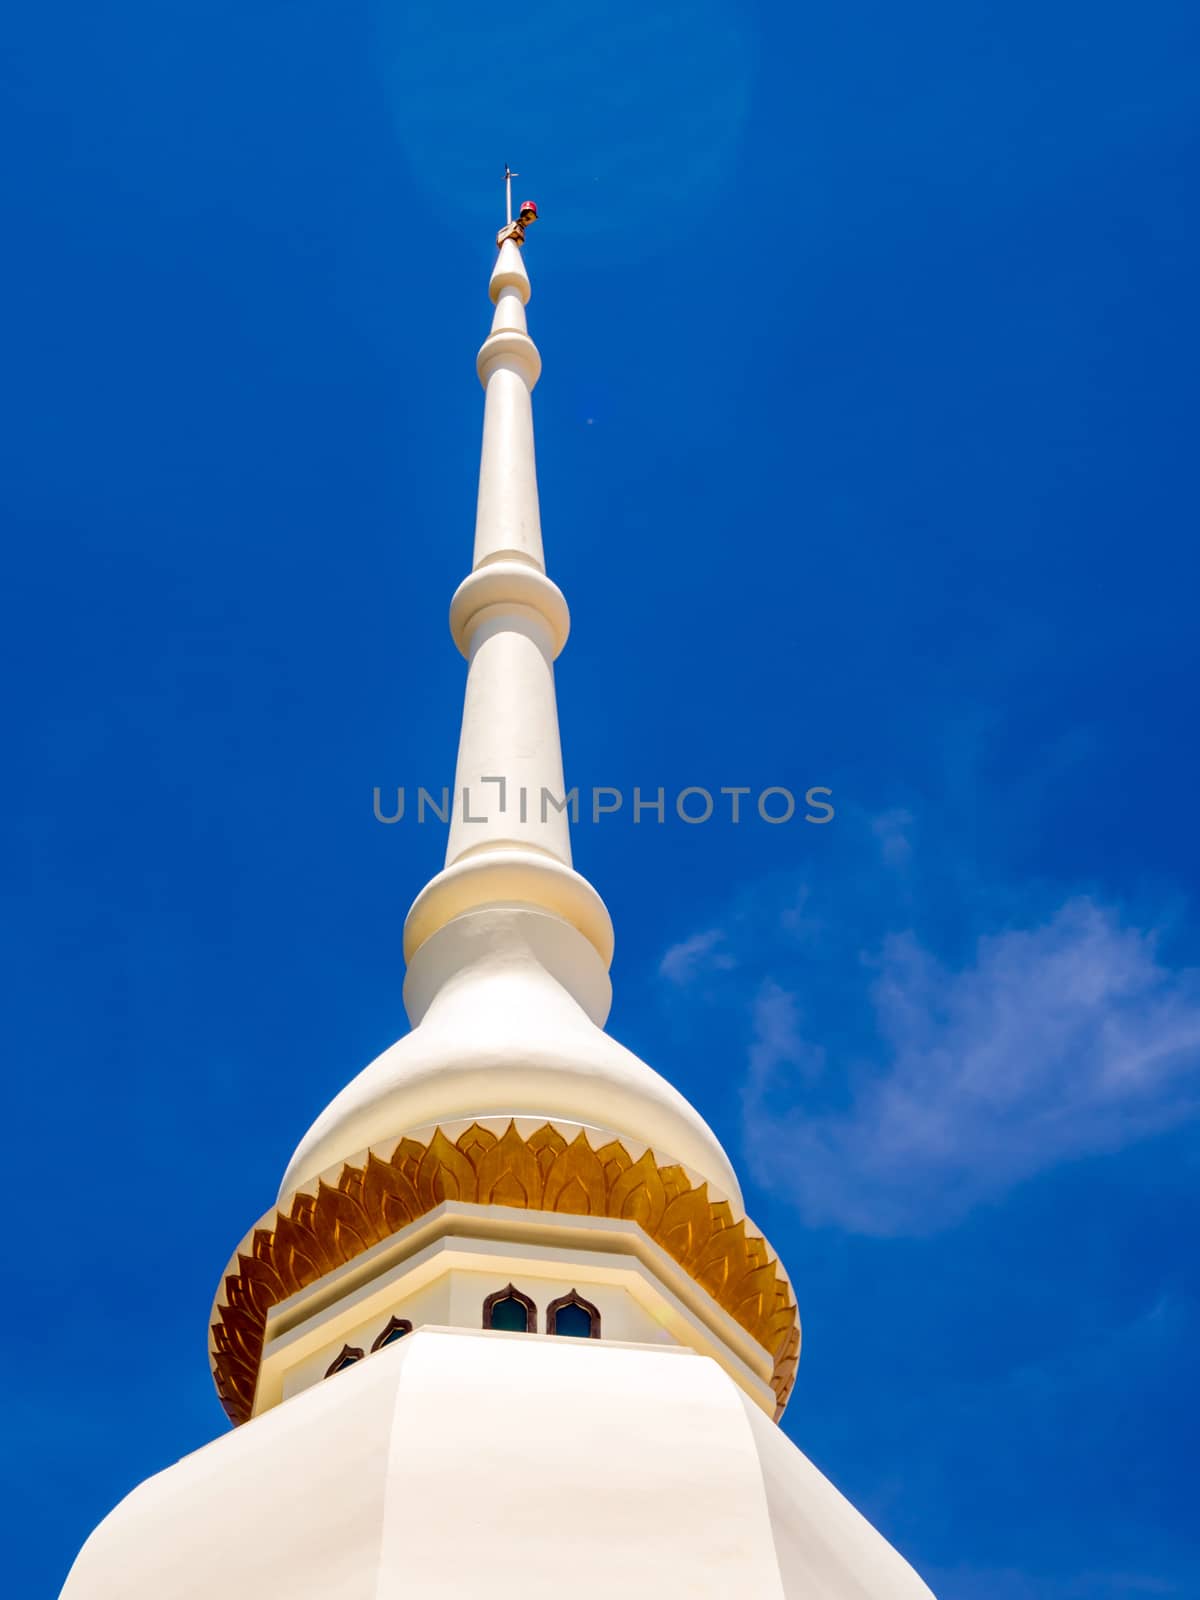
212,1120,800,1424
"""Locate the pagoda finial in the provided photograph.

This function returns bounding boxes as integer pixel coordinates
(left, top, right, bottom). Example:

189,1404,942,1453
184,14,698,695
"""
497,163,538,249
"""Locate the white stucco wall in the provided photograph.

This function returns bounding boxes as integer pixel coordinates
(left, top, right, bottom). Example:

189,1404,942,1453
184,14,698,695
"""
64,1330,934,1600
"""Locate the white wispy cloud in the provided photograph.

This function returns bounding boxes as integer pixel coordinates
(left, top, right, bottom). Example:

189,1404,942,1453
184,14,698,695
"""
658,927,736,985
741,897,1200,1233
748,979,825,1096
871,806,915,868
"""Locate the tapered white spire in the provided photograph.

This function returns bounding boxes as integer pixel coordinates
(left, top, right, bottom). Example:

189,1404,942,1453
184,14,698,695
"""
403,235,613,968
471,241,545,568
275,210,741,1214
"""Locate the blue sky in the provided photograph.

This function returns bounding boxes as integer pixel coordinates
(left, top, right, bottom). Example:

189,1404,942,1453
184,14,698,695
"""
4,2,1199,1594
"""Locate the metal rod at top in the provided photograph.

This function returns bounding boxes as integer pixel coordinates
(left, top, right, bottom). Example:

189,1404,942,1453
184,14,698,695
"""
504,163,518,226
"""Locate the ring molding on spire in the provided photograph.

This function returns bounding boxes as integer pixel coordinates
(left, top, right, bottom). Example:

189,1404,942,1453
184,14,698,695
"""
477,328,542,388
449,561,570,658
403,850,615,967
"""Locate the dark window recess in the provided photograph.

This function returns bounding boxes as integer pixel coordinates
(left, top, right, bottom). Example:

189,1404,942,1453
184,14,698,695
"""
324,1344,365,1377
371,1317,413,1352
546,1289,602,1339
482,1283,537,1333
553,1301,593,1338
490,1298,529,1332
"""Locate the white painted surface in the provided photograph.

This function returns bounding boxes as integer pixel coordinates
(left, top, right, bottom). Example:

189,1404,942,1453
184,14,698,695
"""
473,362,544,567
62,1332,935,1599
277,1270,672,1404
444,612,572,863
473,241,542,568
280,908,741,1205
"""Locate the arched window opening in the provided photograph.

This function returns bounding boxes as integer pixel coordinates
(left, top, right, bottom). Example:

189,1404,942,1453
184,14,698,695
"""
546,1289,601,1339
371,1317,413,1352
482,1283,537,1333
324,1344,365,1377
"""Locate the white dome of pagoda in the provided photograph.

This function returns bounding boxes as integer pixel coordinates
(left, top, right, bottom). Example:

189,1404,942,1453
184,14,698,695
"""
280,907,743,1206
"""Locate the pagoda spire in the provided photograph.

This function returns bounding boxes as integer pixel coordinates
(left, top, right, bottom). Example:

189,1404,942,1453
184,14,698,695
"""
402,198,613,973
275,182,738,1209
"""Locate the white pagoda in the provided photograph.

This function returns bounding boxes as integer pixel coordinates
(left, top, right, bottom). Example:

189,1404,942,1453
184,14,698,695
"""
62,198,935,1599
